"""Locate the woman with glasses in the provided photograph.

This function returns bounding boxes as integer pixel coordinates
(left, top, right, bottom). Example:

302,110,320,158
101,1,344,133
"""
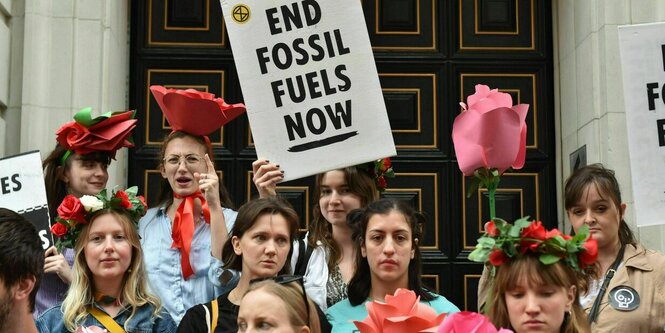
139,86,244,324
326,198,459,332
177,197,330,333
238,278,321,333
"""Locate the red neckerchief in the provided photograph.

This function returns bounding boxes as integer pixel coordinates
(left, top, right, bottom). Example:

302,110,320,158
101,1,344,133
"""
172,191,211,279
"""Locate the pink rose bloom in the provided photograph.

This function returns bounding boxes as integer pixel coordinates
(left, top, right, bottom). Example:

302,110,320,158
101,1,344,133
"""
452,84,529,176
75,326,108,333
437,311,513,333
354,289,447,333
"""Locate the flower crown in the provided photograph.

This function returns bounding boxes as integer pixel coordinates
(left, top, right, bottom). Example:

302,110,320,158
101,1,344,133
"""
56,107,137,163
361,157,395,192
468,217,598,271
50,186,147,250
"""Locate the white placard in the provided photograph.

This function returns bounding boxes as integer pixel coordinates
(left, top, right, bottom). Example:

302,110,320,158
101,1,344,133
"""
618,23,665,227
0,151,52,248
220,0,396,181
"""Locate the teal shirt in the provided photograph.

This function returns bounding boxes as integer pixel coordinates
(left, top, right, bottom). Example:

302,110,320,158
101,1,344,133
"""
326,294,460,333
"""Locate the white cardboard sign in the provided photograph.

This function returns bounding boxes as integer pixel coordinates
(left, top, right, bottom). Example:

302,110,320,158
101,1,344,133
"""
0,151,53,248
618,22,665,227
220,0,396,181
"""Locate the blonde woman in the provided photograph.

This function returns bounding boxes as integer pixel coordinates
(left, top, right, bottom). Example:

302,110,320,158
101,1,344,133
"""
36,188,176,332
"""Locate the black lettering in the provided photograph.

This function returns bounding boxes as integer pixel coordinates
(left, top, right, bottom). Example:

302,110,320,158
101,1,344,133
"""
11,174,21,191
286,76,307,104
658,119,665,147
271,80,286,107
292,38,309,65
319,69,336,96
282,3,303,31
256,47,271,74
335,64,351,91
647,82,659,111
272,43,293,70
266,7,281,35
285,113,306,141
305,72,322,99
662,44,665,72
0,177,9,194
325,100,352,129
309,34,325,61
302,0,321,26
323,31,335,57
333,29,350,55
306,108,326,134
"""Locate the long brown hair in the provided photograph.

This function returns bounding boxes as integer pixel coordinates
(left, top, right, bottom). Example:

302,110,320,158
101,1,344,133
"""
154,131,234,209
42,145,111,222
564,164,636,247
308,167,379,270
488,255,590,333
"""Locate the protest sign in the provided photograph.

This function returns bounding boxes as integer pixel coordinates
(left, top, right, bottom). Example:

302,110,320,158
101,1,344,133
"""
0,151,52,249
618,22,665,227
220,0,396,181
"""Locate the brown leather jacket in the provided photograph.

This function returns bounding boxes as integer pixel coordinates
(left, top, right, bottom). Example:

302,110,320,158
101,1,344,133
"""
585,243,665,333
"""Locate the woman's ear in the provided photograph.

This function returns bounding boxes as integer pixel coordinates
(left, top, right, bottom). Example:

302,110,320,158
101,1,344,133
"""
620,203,627,220
565,285,576,311
232,236,242,255
411,238,418,259
360,239,367,258
298,326,310,333
58,166,70,184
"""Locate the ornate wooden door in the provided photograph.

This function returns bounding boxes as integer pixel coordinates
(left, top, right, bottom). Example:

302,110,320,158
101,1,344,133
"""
129,0,555,311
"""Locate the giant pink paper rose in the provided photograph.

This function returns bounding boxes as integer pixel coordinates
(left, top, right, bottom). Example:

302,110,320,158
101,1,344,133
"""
437,312,513,333
452,84,529,176
353,289,447,333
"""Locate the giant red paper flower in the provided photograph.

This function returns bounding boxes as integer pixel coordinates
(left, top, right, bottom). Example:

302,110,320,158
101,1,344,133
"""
150,85,246,136
437,311,513,333
354,289,447,333
55,108,136,158
452,84,529,176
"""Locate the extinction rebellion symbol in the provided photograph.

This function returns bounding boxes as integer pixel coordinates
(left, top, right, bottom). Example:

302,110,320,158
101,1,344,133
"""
232,4,250,24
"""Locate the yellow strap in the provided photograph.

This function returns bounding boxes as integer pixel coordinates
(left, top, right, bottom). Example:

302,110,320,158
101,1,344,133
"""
88,306,127,333
211,299,218,333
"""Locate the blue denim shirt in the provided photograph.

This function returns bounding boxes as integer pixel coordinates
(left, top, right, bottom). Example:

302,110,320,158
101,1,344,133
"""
139,206,237,324
36,302,176,333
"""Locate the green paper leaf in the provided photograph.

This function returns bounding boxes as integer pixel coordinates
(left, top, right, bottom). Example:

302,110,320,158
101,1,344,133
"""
539,254,561,265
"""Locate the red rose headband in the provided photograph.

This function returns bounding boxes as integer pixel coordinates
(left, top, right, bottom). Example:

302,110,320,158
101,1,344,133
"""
149,85,246,138
51,187,147,250
468,217,598,271
359,157,395,192
56,107,137,164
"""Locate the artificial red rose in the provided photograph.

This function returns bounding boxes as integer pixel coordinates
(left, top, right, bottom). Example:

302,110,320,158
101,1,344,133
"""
377,176,387,190
579,237,598,269
55,122,93,153
50,222,68,238
485,221,499,237
57,195,86,224
545,228,564,239
488,249,508,266
519,221,546,254
114,191,132,209
138,195,147,210
380,158,392,172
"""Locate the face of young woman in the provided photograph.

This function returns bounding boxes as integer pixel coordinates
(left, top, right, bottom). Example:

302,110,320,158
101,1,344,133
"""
160,136,208,197
238,289,305,333
63,156,109,197
505,280,575,333
233,213,291,281
84,214,133,285
319,170,362,227
567,184,625,249
361,211,415,287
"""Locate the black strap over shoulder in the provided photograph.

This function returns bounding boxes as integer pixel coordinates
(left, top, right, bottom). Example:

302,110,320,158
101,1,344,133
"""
587,244,625,324
294,238,314,276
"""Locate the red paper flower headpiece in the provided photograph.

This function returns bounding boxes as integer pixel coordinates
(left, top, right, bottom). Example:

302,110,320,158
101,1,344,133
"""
55,107,137,159
149,85,246,137
360,157,395,192
468,217,598,271
51,186,147,251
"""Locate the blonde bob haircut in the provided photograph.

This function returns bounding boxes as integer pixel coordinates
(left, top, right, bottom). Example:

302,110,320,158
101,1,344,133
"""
60,209,161,332
488,255,590,333
244,280,321,333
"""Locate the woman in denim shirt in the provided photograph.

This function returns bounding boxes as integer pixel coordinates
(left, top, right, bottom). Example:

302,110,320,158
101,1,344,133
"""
36,188,176,333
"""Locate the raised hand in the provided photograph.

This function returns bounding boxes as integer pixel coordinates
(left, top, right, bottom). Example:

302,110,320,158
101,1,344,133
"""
44,246,73,284
252,159,284,198
194,154,221,208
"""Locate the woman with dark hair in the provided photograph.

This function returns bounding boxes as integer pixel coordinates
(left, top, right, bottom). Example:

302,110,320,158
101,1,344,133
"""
252,159,391,310
325,198,459,332
564,164,665,331
37,108,136,317
139,86,245,324
177,197,330,333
